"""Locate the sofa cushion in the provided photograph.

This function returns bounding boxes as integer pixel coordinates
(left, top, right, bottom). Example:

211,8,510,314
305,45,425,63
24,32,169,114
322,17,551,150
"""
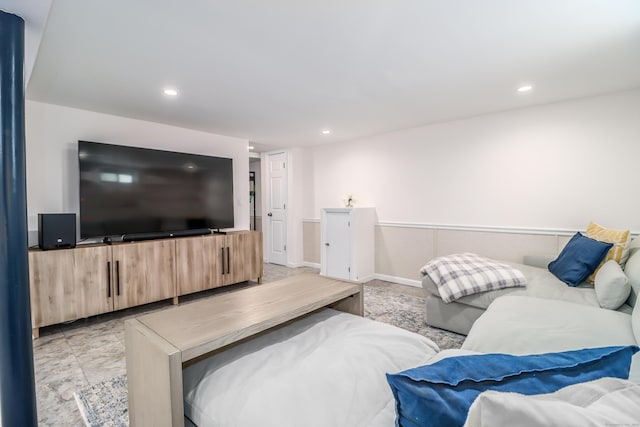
631,304,640,362
423,260,600,311
585,222,631,283
386,346,638,427
422,274,527,310
595,260,631,310
624,248,640,307
505,261,600,306
462,295,639,382
633,303,640,345
628,237,640,254
548,232,612,287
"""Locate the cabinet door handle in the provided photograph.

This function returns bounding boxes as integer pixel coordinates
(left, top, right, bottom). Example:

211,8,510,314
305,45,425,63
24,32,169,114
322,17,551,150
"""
221,248,225,275
107,261,112,298
116,260,121,296
227,246,230,275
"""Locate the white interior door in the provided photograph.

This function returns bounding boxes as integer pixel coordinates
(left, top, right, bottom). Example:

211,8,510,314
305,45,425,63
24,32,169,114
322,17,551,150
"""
326,211,350,279
266,152,287,265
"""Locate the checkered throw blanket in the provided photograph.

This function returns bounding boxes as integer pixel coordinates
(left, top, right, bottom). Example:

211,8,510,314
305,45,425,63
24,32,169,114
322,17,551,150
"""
420,253,527,303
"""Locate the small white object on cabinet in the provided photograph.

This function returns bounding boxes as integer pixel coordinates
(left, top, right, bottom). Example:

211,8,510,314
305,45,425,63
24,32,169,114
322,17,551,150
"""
321,207,375,283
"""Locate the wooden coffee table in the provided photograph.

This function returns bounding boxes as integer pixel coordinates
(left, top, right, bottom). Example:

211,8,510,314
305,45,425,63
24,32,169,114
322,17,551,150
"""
125,274,363,427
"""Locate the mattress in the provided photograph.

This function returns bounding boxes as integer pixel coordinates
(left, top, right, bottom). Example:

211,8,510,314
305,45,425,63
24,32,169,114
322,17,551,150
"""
183,308,440,427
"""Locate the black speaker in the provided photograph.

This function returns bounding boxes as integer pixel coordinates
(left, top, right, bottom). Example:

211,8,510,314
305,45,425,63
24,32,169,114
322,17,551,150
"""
38,213,76,250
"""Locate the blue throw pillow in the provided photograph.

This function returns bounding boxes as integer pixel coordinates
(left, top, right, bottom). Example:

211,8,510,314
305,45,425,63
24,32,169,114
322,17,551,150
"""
548,232,613,286
386,345,638,427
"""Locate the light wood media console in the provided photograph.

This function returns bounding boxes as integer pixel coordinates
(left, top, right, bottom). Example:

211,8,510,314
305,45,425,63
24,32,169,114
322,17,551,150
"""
28,230,262,337
125,274,363,427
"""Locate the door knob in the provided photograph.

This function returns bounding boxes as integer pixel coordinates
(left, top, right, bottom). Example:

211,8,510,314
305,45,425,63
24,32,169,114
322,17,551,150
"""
267,212,273,217
325,243,330,246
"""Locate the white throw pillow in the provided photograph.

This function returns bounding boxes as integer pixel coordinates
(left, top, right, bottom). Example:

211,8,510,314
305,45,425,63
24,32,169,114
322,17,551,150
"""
464,377,640,427
633,303,640,344
594,260,631,310
627,236,640,255
624,248,640,307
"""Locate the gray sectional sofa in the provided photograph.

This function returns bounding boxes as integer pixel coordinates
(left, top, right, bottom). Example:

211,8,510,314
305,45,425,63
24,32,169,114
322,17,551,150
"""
422,241,640,382
423,253,638,335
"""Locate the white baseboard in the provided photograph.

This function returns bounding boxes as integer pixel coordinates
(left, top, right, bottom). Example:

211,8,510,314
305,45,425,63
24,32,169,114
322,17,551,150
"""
374,273,422,288
352,274,375,284
286,261,323,269
302,262,321,269
294,263,422,288
287,261,304,268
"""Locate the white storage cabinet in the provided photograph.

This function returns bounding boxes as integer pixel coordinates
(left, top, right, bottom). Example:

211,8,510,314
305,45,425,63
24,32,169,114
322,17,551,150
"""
320,208,375,283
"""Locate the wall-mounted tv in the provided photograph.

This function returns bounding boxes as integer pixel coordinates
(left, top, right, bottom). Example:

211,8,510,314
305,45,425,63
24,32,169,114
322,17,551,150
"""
78,141,234,239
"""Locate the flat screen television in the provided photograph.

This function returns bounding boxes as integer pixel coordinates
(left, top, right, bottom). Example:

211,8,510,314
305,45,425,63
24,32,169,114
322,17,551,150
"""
78,140,234,239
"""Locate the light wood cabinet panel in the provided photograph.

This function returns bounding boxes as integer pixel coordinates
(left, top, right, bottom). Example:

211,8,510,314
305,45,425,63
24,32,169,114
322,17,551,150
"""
246,230,264,282
29,246,112,329
29,231,262,335
223,231,263,284
112,240,176,310
219,232,263,285
220,233,241,286
175,235,224,295
178,232,263,291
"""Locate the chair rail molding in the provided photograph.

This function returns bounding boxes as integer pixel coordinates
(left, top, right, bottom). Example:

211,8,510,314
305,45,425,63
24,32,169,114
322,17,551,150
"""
304,218,588,236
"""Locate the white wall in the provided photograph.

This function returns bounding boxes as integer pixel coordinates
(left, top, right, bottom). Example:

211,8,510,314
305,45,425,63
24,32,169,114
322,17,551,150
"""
287,147,305,267
26,101,250,243
301,89,640,232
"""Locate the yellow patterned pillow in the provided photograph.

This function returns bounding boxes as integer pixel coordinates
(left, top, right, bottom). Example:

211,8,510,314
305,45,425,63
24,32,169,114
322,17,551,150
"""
585,221,631,283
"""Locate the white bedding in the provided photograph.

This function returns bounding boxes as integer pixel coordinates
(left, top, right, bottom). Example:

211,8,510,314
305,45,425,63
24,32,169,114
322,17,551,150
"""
464,377,640,427
183,308,440,427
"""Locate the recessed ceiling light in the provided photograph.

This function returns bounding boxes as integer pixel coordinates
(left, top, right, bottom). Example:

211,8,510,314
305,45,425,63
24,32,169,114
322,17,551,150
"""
322,129,331,135
163,88,178,96
517,85,533,93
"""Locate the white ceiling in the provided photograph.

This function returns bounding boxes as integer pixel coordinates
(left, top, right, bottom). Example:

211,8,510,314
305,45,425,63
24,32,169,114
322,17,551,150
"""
0,0,51,83
12,1,640,148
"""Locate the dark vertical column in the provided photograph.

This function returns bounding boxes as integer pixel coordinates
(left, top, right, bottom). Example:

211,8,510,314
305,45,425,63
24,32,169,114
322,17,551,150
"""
0,10,38,426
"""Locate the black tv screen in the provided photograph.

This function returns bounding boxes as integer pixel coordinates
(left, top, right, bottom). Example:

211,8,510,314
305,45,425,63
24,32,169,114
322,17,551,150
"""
78,141,234,239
